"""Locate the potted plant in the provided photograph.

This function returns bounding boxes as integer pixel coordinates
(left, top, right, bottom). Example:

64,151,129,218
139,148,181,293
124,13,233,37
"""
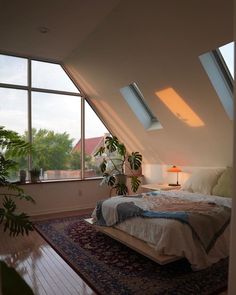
94,136,142,195
29,168,40,183
0,126,35,294
19,169,27,183
0,126,35,236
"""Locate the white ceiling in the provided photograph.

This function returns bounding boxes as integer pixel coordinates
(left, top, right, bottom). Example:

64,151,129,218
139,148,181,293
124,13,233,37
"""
0,0,234,167
0,0,119,61
65,0,234,167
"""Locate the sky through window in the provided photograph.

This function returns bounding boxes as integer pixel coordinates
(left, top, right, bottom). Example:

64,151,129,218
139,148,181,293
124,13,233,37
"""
219,42,234,79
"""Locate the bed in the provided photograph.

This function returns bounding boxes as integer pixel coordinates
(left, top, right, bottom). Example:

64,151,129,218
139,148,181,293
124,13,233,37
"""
89,168,232,270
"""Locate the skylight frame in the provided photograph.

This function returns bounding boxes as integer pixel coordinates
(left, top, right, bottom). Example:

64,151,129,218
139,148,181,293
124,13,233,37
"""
199,43,234,120
120,82,162,131
213,49,233,92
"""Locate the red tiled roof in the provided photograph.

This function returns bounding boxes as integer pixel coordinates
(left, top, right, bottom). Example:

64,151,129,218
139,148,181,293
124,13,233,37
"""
73,136,104,155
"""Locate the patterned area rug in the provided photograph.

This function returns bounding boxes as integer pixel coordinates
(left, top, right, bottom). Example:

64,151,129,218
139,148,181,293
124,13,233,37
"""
34,215,228,295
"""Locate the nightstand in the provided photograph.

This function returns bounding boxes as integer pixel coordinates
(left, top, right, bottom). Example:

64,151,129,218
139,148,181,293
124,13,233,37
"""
141,183,181,192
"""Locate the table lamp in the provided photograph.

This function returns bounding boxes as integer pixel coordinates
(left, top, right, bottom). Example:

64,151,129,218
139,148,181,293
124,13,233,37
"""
167,165,182,186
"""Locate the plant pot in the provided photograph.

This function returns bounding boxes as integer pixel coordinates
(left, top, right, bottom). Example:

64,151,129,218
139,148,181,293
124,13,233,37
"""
19,170,26,183
30,171,40,183
30,175,40,183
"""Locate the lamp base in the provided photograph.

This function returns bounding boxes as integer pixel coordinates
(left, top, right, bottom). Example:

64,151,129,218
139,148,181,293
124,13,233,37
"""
168,183,181,187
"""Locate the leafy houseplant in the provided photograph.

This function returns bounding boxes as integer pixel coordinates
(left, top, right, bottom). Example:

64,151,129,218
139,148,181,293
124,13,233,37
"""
94,136,142,195
0,126,35,236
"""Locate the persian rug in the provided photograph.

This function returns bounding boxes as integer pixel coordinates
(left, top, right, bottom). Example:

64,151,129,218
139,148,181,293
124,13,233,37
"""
34,215,228,295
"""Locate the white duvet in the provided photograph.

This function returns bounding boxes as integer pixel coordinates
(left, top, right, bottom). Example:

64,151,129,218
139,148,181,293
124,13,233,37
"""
92,190,231,270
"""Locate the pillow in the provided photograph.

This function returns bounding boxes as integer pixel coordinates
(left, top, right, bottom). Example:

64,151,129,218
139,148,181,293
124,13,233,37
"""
181,168,225,195
212,167,233,198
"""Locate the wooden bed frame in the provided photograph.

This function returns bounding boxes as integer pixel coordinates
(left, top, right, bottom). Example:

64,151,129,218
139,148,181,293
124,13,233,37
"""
85,218,181,265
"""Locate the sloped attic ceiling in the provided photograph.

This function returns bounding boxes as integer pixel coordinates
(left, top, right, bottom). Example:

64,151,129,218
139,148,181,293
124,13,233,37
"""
0,0,233,168
66,0,234,167
0,0,120,60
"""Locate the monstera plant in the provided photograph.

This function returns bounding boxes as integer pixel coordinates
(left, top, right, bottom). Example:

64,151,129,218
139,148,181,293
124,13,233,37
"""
94,136,142,195
0,126,35,236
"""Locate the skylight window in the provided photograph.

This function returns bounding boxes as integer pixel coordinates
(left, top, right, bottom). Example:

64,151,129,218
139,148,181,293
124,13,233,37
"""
218,42,234,79
199,42,234,120
120,83,162,131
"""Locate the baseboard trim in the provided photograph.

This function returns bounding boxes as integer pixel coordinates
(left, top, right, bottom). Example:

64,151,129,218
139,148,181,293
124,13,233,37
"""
29,203,96,216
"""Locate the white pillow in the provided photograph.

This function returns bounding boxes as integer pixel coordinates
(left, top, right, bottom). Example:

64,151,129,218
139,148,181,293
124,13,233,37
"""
181,168,225,195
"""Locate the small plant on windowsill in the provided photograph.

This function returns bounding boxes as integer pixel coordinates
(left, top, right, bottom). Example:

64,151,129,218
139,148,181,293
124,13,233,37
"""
29,168,41,183
94,136,142,195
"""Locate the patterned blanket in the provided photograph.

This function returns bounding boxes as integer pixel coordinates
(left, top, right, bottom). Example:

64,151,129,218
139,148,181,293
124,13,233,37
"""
95,194,231,253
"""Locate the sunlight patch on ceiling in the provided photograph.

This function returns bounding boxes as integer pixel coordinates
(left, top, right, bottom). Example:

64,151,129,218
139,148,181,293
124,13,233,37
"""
156,88,205,127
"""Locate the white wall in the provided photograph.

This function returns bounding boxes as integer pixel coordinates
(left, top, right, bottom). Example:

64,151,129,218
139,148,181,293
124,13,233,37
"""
7,164,227,217
142,164,226,186
228,4,236,291
10,179,110,216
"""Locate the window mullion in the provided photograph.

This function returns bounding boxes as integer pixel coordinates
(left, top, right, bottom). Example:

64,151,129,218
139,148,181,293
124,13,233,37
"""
0,83,29,91
27,58,32,171
31,87,83,97
81,97,85,179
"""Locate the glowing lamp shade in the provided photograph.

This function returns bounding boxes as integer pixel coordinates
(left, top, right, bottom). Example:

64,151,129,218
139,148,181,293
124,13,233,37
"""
167,165,182,186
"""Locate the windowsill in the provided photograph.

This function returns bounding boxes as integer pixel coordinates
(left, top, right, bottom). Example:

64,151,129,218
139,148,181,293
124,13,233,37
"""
13,177,103,185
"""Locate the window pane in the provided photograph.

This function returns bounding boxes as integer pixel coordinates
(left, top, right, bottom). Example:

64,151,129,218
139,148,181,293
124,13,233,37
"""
32,60,80,93
0,54,27,86
32,92,81,180
84,101,110,178
219,42,234,79
0,87,28,181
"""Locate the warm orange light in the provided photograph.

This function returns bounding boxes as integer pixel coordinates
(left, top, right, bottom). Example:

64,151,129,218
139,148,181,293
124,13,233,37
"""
156,88,204,127
167,165,182,186
167,165,182,173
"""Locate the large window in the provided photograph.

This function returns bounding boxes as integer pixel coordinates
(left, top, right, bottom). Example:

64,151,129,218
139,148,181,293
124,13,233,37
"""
84,101,109,177
31,92,81,180
0,87,28,180
0,54,109,181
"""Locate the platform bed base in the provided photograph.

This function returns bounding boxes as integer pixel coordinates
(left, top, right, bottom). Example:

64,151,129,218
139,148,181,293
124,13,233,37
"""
84,218,180,265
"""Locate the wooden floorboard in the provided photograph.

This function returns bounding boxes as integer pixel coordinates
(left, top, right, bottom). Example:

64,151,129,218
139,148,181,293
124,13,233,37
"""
0,208,227,295
0,209,96,295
